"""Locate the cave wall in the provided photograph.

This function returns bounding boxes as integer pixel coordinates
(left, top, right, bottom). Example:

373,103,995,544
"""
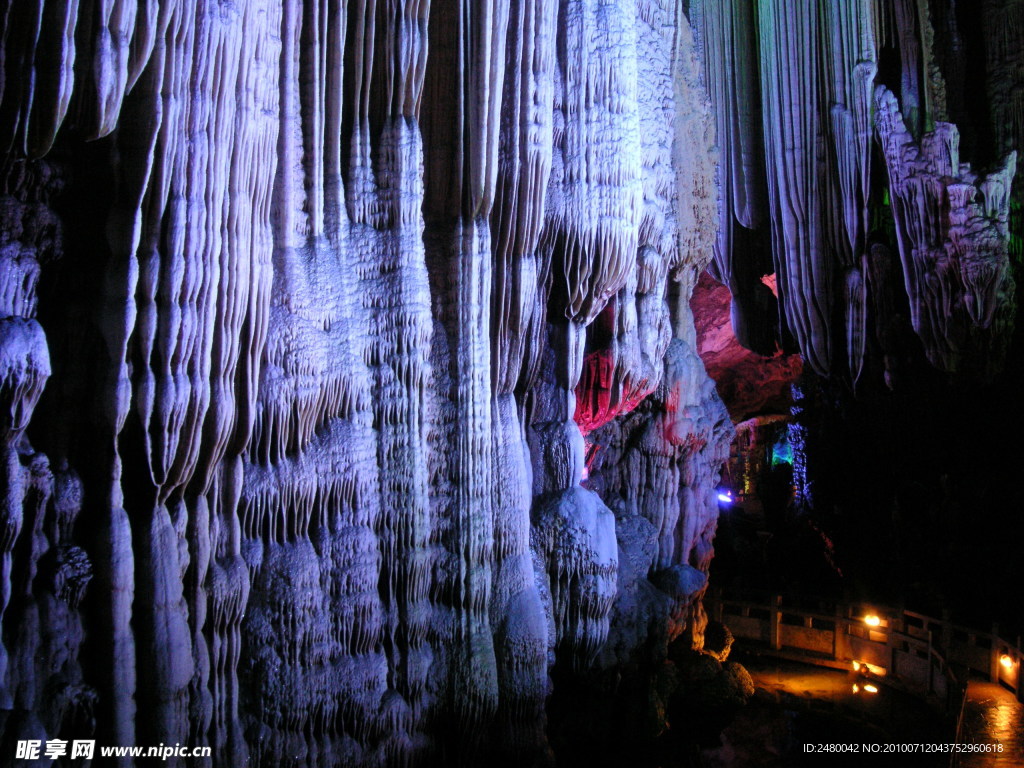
3,0,1021,765
0,1,732,765
688,0,1024,659
692,0,1019,382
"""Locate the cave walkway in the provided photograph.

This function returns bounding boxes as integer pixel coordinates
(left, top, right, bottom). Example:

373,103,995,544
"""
723,656,1024,766
709,592,1024,764
959,679,1024,766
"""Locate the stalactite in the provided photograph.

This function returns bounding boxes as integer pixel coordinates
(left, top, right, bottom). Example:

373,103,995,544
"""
485,1,558,759
15,0,1019,765
544,0,643,327
983,0,1024,174
690,0,778,354
693,0,1016,382
821,0,876,382
883,0,947,136
757,0,833,375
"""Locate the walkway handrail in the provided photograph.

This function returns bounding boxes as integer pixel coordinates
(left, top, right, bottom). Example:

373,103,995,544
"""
705,590,979,715
707,588,1022,698
703,589,1024,768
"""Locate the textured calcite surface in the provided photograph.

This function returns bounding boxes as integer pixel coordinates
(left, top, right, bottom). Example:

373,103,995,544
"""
0,2,730,765
0,0,1020,766
692,0,1019,381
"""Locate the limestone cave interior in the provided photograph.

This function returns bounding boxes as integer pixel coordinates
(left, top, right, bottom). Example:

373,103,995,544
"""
1,0,1022,766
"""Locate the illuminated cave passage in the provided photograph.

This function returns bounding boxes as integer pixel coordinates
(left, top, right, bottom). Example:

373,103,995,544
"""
0,1,1021,767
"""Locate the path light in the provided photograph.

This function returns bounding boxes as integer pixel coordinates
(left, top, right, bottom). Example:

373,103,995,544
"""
1001,654,1015,670
860,661,887,677
864,614,881,627
863,684,879,694
717,490,733,504
852,683,859,693
851,659,888,676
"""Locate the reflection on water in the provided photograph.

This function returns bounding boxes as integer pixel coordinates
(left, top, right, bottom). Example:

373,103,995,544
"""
960,681,1024,767
703,657,949,767
704,658,1024,767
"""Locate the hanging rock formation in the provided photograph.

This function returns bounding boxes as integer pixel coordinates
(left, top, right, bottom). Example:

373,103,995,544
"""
692,0,1019,383
0,1,731,766
3,0,1021,764
874,86,1017,374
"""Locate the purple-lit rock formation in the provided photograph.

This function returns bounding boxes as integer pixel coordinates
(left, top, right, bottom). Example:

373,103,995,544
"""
691,0,1019,382
0,2,732,765
874,86,1017,374
0,1,1021,766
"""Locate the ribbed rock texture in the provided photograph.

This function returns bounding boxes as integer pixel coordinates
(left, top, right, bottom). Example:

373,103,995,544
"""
0,1,731,766
691,0,1019,382
4,1,1021,764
